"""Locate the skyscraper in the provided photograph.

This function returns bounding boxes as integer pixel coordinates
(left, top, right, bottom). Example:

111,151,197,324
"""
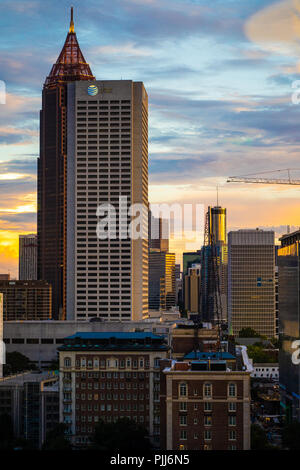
278,230,300,421
148,252,176,311
184,265,201,315
201,206,227,324
148,211,169,252
19,234,37,280
66,79,149,321
228,229,276,337
38,9,95,319
38,10,149,321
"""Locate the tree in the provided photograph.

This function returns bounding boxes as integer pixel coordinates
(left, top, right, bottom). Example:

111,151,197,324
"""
239,328,260,338
251,424,270,450
4,351,36,375
42,423,72,451
92,418,153,451
0,413,14,449
282,422,300,450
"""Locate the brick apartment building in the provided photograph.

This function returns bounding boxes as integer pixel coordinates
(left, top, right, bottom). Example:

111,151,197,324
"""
160,358,251,450
58,332,169,446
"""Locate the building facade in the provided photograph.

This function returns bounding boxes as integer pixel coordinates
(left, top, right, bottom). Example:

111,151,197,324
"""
0,372,59,448
278,230,300,421
228,229,276,337
184,266,201,315
160,359,251,450
66,79,149,322
58,332,169,446
148,252,176,311
19,234,37,281
0,280,52,321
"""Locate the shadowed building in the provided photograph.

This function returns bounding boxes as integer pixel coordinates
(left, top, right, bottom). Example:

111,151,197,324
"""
19,234,37,280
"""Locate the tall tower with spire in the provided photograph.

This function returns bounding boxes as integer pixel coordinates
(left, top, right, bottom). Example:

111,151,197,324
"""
38,9,95,319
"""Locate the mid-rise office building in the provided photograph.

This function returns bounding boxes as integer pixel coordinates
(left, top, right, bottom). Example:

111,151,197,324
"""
184,265,201,315
19,234,37,280
148,252,176,311
278,230,300,421
58,332,169,446
228,229,276,337
0,371,59,448
160,356,251,450
0,280,52,321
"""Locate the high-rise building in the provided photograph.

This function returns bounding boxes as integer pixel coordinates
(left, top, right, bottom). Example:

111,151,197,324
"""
19,234,37,280
201,206,228,324
278,230,300,421
0,280,52,321
38,9,95,319
38,10,149,322
228,229,276,337
148,212,169,252
66,79,148,321
148,252,176,311
0,274,10,280
184,265,201,315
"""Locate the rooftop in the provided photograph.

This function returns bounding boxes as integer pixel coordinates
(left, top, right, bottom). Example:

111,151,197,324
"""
183,351,236,360
59,331,169,352
0,371,58,387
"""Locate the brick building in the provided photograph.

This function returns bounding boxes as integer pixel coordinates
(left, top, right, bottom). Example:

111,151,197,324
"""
172,324,220,359
160,357,251,450
58,332,169,446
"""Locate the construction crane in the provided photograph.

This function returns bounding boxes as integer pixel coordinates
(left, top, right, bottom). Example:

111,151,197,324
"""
227,168,300,185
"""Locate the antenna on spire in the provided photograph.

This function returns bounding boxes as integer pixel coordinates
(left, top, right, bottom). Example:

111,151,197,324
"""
216,185,219,206
69,6,75,33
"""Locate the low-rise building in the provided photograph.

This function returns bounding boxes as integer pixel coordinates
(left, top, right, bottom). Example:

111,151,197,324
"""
58,332,169,447
251,363,279,381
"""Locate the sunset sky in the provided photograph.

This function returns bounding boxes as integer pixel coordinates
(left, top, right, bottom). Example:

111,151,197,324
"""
1,0,300,277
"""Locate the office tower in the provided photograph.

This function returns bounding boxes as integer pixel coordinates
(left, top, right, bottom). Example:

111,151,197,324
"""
160,357,251,450
19,234,37,280
201,206,228,324
0,372,59,448
208,206,227,244
175,264,182,306
228,229,276,337
0,274,10,280
148,252,176,311
66,79,148,321
0,280,52,320
38,9,95,319
59,332,169,446
148,212,169,252
0,293,3,378
184,265,201,314
278,230,300,421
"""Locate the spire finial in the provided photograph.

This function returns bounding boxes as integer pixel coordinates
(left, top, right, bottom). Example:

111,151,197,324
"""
69,6,75,33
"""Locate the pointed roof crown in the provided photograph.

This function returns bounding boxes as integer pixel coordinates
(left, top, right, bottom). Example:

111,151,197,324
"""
44,7,95,89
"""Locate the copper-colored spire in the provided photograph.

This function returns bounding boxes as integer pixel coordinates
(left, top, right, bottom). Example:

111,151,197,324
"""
44,7,95,88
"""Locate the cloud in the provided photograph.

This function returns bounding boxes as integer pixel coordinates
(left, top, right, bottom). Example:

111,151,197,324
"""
92,42,152,57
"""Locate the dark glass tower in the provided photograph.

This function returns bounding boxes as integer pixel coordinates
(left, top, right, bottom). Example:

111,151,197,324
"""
37,9,95,318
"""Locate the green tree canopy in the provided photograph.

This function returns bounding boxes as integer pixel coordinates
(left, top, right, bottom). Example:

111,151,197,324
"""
239,328,260,338
92,418,153,451
4,351,36,375
282,421,300,450
42,423,72,451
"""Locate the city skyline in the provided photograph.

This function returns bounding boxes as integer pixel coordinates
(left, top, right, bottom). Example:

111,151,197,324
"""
2,0,300,277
